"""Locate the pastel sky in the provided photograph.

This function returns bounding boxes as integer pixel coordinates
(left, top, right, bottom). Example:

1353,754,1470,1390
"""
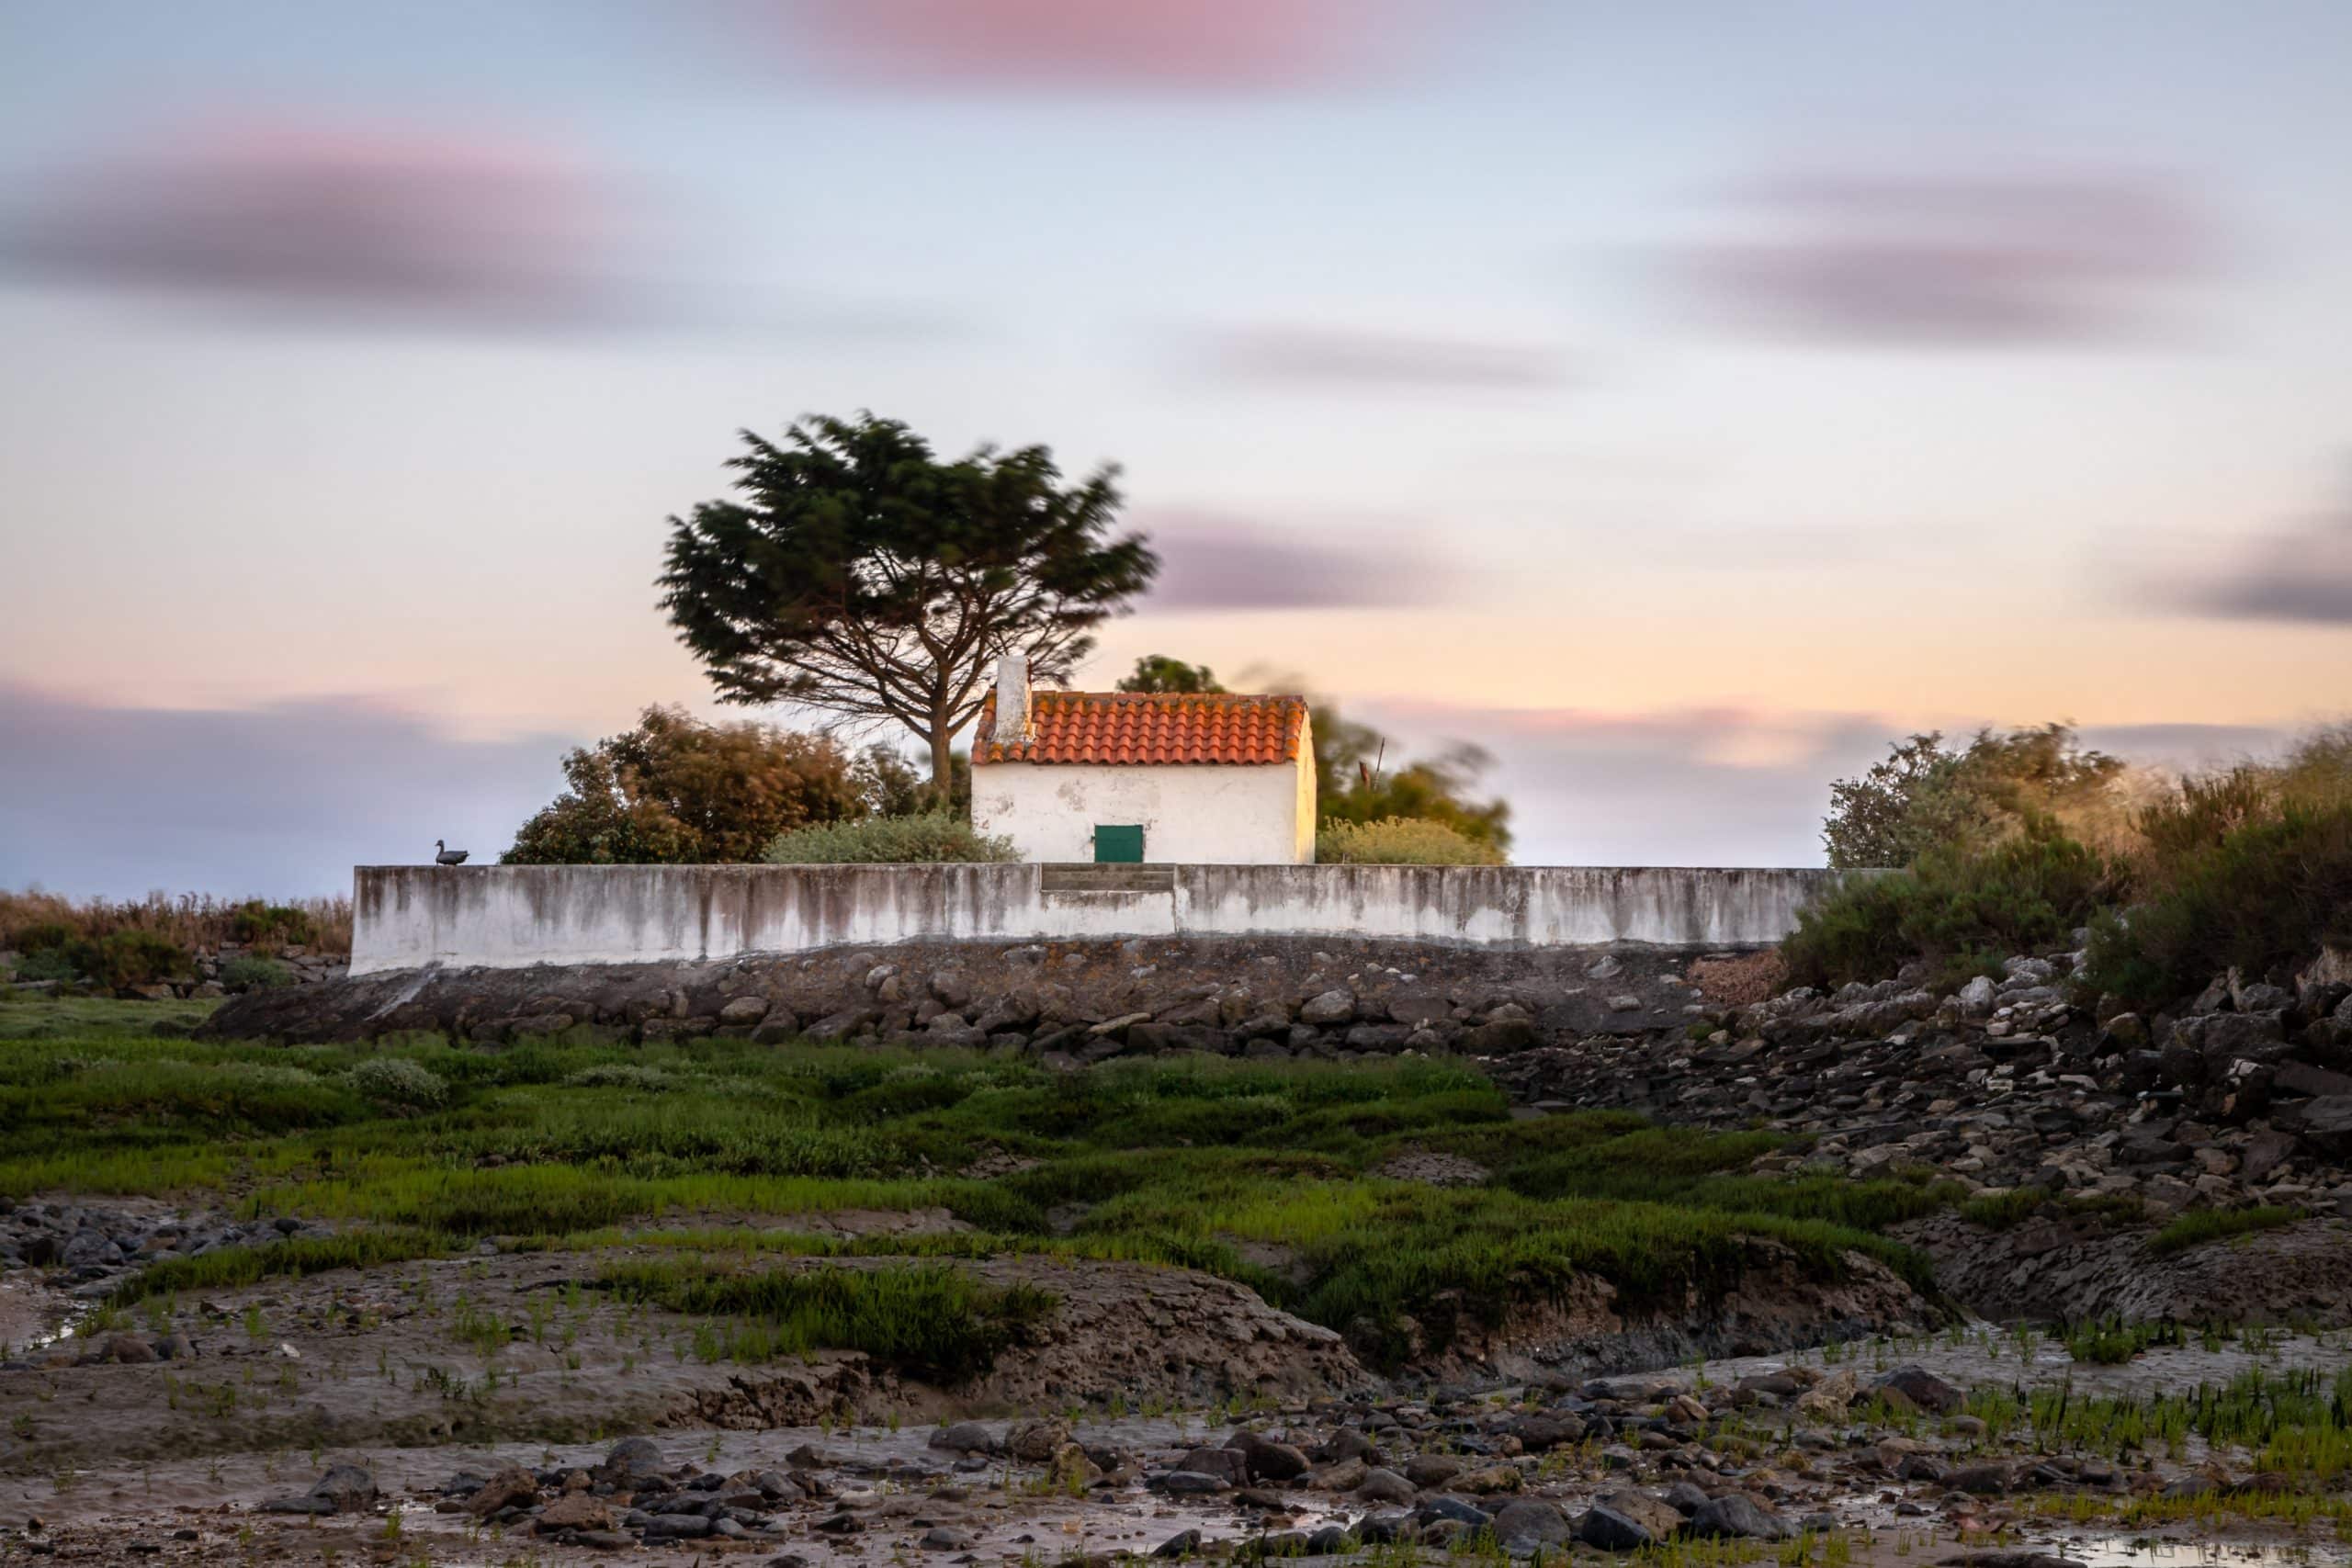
5,1,2350,896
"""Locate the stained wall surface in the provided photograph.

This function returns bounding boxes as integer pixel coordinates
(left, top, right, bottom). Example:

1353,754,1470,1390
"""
350,863,1860,974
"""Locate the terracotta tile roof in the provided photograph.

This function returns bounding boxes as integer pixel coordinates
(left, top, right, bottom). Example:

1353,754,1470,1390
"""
976,690,1308,766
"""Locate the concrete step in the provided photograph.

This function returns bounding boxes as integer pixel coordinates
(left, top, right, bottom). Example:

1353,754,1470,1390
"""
1039,864,1177,896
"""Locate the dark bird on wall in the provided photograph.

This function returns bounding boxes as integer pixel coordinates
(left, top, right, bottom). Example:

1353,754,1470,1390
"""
434,839,469,866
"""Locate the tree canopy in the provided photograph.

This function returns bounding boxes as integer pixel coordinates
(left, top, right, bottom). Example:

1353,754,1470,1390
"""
1822,724,2125,869
1116,655,1225,694
503,705,864,865
658,413,1158,790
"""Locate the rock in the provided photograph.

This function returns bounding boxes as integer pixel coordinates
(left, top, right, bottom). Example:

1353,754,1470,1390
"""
1688,1494,1792,1540
1455,1464,1522,1494
1300,990,1357,1025
804,1007,877,1041
1160,1469,1228,1495
1174,1448,1249,1486
1875,1366,1963,1415
1662,1482,1711,1517
1593,1490,1683,1541
1505,1412,1585,1450
929,1421,997,1454
1224,1429,1308,1482
466,1466,539,1517
1945,1463,2013,1496
1004,1417,1069,1462
1795,1369,1858,1416
2285,1097,2352,1157
104,1333,157,1364
601,1437,666,1481
1153,1530,1203,1558
1404,1454,1464,1488
300,1464,378,1514
1487,1498,1573,1550
535,1494,614,1534
1575,1504,1660,1551
921,1527,978,1551
1309,1458,1369,1492
650,1512,718,1539
1461,1018,1540,1054
718,996,770,1024
1356,1468,1416,1506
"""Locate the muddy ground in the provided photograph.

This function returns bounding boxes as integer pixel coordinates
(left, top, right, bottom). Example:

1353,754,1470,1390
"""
6,1315,2346,1566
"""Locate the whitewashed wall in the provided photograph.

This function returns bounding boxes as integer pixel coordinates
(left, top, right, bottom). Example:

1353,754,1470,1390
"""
350,863,1862,974
971,761,1312,864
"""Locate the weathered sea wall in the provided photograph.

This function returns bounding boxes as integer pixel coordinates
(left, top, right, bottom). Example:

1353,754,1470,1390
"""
349,863,1857,975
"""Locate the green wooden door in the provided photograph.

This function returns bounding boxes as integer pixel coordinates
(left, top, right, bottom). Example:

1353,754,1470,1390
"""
1093,824,1145,863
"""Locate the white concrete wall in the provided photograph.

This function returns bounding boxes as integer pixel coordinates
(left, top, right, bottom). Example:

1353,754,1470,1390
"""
971,760,1310,864
351,863,1869,974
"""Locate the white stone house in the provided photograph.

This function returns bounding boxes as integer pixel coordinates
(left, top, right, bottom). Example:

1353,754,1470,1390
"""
970,659,1316,864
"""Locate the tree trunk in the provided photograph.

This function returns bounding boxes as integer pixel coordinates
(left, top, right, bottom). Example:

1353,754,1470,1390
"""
928,723,954,812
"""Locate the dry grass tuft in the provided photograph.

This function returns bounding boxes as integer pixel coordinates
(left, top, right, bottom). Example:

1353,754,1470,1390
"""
0,889,353,958
1686,949,1788,1005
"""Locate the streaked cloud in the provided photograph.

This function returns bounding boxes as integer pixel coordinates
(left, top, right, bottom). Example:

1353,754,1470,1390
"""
778,0,1432,90
1670,166,2217,346
2167,482,2352,626
1142,512,1453,610
0,683,571,898
0,116,648,325
1204,324,1570,390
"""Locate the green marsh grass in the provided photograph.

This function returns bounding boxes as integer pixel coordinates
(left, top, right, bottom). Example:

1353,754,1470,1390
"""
22,998,1951,1366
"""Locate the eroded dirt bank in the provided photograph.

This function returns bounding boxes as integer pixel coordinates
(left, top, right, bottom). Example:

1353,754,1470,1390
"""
9,1325,2349,1567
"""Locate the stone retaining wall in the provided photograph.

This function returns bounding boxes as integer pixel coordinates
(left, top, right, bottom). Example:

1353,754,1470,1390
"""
350,863,1859,975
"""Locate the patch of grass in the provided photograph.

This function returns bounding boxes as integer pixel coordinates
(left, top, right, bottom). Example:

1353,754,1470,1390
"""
9,1001,1960,1367
2147,1204,2301,1258
594,1259,1054,1380
1956,1189,2145,1233
2063,1316,2190,1365
1972,1363,2352,1483
108,1230,454,1306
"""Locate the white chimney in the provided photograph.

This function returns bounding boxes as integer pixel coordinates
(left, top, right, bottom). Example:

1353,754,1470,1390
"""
992,655,1032,744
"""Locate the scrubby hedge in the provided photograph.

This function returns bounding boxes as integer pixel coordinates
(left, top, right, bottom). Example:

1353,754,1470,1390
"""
1316,817,1504,866
764,813,1017,865
1792,724,2352,1006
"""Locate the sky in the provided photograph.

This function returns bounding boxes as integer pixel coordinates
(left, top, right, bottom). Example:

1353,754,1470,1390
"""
4,0,2350,896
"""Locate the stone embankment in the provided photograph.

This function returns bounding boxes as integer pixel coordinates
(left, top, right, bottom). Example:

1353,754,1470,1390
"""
203,936,1720,1050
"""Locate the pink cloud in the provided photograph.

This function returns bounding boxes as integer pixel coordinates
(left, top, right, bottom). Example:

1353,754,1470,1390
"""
1141,511,1454,610
1206,324,1570,389
4,116,643,323
781,0,1425,89
1673,166,2219,345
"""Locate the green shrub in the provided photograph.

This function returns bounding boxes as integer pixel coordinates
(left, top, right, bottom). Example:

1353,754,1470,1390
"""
229,901,315,948
10,948,83,984
13,921,75,955
345,1056,449,1111
2087,802,2352,1009
82,931,194,990
1782,820,2118,989
220,955,294,991
1316,817,1505,866
764,813,1016,864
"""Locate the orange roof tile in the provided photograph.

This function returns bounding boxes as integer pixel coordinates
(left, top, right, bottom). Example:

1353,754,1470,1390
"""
976,690,1308,766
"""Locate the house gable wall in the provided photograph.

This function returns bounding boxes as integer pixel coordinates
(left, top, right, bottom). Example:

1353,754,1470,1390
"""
972,759,1307,863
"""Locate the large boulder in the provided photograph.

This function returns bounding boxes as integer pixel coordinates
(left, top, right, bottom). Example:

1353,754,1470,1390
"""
1688,1494,1792,1540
